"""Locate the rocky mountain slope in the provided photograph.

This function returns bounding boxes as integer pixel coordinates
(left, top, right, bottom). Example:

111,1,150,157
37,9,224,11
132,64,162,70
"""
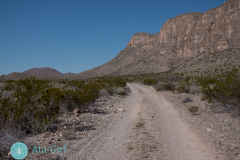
76,0,240,79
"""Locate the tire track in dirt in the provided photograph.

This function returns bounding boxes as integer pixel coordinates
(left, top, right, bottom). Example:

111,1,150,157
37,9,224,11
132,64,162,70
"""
68,83,141,160
128,83,222,160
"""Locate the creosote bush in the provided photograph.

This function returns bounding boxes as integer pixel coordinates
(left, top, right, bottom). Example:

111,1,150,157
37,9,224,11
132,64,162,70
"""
0,76,127,136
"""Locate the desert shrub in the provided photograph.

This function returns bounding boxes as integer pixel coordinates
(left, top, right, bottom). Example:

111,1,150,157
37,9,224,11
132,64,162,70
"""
81,83,100,103
163,82,175,91
188,106,199,114
112,77,127,87
0,76,127,135
115,87,125,95
30,119,48,133
62,89,76,111
154,82,175,91
99,88,109,97
0,77,63,134
106,87,115,96
143,79,158,86
199,68,240,108
181,97,193,103
189,85,201,94
175,73,200,93
154,84,164,91
0,127,33,157
175,82,190,93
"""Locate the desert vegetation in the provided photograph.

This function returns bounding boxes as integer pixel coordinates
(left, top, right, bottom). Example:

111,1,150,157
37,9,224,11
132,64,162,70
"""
198,68,240,111
0,76,127,157
129,67,240,115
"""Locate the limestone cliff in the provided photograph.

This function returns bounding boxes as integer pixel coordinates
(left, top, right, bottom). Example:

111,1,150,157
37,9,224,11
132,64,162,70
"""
158,0,240,58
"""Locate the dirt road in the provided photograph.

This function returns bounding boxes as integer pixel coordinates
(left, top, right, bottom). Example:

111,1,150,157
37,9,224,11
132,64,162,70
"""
68,83,222,160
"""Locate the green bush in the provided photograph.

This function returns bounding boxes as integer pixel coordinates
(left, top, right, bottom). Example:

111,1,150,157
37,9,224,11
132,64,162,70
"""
0,76,127,135
143,79,158,86
199,68,240,108
175,82,190,93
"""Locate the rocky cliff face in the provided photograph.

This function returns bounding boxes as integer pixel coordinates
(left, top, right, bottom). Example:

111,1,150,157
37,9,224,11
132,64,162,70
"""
158,0,240,58
76,0,240,79
127,32,159,49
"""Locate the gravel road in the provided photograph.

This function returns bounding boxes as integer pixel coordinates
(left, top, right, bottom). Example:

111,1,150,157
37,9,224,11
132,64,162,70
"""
68,83,222,160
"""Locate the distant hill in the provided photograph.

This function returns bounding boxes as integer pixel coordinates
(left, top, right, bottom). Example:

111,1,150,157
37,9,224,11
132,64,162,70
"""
22,67,64,77
0,67,73,80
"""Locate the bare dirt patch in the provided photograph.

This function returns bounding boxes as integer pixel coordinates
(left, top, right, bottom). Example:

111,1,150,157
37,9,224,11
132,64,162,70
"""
161,89,240,160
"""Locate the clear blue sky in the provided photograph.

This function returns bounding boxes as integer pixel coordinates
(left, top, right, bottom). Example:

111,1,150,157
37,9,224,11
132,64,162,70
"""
0,0,226,75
